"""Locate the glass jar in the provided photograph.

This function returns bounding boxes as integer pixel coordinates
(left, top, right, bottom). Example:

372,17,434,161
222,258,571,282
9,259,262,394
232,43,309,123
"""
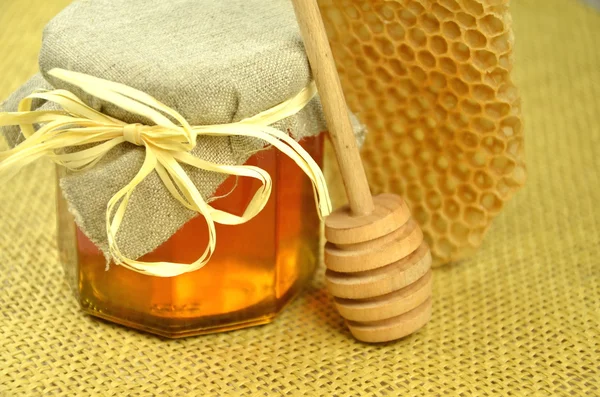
57,135,323,337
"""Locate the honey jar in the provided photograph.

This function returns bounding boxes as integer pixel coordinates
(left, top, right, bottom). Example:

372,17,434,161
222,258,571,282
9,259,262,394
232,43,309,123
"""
57,136,323,337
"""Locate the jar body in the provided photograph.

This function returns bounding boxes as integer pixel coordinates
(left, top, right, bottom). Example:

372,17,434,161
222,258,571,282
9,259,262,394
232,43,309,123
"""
57,136,323,337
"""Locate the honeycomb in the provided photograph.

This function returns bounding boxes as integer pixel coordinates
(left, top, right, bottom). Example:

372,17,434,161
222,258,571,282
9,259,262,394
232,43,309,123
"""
319,0,526,265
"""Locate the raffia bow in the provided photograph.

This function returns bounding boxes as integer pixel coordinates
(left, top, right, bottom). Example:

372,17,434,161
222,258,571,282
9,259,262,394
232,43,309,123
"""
0,69,331,277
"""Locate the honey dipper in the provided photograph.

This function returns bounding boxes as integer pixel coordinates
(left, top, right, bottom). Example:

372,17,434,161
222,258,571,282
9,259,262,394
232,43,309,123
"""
291,0,433,343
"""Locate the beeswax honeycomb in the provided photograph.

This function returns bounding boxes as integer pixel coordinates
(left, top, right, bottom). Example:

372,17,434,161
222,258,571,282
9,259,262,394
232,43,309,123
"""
319,0,526,265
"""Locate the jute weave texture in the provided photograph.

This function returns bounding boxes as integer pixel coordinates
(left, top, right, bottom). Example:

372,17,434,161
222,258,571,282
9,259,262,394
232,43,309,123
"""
0,0,598,395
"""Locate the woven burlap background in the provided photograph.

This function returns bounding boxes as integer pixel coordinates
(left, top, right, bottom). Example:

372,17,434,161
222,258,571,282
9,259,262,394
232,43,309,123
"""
1,0,598,395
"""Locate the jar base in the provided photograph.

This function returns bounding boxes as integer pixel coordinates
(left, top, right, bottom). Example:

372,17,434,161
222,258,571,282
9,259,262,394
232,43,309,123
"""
78,271,313,338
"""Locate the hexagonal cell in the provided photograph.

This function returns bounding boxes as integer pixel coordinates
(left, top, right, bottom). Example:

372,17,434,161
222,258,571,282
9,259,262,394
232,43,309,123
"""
459,63,482,83
462,0,484,16
398,8,417,27
413,205,430,227
490,155,516,176
352,22,372,41
450,78,469,96
443,198,462,219
374,66,393,84
433,104,448,122
439,174,459,194
396,139,415,158
458,130,479,149
472,84,496,101
437,125,454,141
383,88,404,107
397,77,418,96
374,36,395,56
468,149,488,168
429,71,448,91
430,35,449,55
495,178,512,199
439,0,461,11
449,110,469,128
467,227,487,247
431,4,453,20
342,4,361,20
485,102,511,118
378,97,398,115
420,13,441,33
408,96,427,114
369,169,387,190
472,116,496,133
405,107,420,122
323,8,348,33
456,11,477,28
442,21,462,40
464,205,486,227
423,113,438,129
450,222,470,243
426,189,444,211
511,165,527,186
431,213,449,234
407,182,424,203
473,50,498,70
410,126,426,142
440,57,458,74
388,58,408,76
465,29,487,48
408,27,428,47
451,41,471,62
422,169,439,188
500,116,522,137
451,162,472,182
497,83,519,103
473,170,495,190
490,32,512,53
409,65,427,84
480,192,503,213
460,98,482,115
386,22,406,41
396,43,415,63
440,92,459,110
481,135,506,154
374,2,397,21
345,37,363,54
400,161,420,181
365,11,384,34
506,136,524,156
433,155,450,173
479,14,505,36
355,57,371,74
363,45,381,62
407,0,426,15
458,184,478,204
445,144,465,163
366,78,383,95
417,50,437,68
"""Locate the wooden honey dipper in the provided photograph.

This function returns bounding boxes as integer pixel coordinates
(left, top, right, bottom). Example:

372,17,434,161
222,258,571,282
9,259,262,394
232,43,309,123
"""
292,0,433,343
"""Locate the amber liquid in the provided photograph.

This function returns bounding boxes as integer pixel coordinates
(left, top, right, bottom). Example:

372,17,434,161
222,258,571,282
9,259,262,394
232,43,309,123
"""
60,136,323,337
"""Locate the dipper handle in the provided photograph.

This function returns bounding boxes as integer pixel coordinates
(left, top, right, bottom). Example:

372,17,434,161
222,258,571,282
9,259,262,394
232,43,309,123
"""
291,0,374,216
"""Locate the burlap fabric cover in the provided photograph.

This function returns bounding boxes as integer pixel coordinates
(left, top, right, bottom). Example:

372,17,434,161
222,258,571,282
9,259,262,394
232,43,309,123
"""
1,0,599,395
1,0,339,261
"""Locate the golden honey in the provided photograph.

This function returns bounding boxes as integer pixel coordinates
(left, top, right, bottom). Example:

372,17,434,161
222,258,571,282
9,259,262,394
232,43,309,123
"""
57,136,323,337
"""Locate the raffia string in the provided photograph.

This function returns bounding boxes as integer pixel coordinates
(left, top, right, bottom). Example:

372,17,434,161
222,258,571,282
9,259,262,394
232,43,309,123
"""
0,69,332,277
